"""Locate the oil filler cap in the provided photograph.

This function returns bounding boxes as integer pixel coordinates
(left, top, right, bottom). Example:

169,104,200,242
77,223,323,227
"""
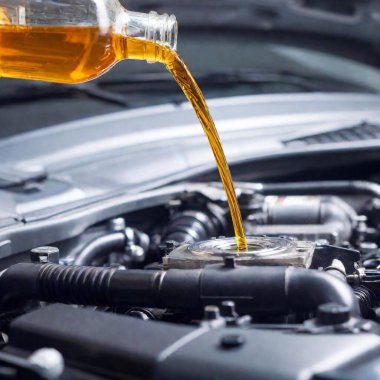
316,303,350,325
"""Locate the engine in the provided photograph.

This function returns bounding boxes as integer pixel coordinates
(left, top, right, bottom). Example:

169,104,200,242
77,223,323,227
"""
1,181,380,379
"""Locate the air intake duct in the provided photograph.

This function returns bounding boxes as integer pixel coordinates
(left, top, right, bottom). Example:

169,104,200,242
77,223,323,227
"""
0,262,360,317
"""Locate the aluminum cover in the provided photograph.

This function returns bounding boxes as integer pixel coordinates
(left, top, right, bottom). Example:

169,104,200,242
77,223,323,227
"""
163,236,315,269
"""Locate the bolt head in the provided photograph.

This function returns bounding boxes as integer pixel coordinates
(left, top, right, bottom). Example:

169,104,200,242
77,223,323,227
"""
30,246,59,264
29,348,64,378
224,256,236,269
220,334,245,349
204,305,220,321
109,218,126,232
317,303,350,325
220,301,237,318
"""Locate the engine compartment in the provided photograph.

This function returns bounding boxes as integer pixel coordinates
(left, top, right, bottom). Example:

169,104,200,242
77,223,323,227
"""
2,180,380,379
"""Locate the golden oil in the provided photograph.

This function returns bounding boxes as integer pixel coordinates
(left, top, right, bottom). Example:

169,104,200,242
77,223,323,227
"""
163,51,248,251
0,25,248,250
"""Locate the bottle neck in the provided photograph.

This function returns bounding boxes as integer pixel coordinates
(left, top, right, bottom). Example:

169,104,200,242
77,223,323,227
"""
117,10,177,63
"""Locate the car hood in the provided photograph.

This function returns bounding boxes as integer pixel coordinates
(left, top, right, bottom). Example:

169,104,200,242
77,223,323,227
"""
0,92,379,249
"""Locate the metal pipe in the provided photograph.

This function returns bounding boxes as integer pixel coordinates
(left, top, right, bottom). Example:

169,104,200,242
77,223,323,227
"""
259,180,380,198
74,232,126,266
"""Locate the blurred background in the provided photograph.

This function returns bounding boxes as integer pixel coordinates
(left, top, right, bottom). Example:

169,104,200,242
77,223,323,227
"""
2,0,380,138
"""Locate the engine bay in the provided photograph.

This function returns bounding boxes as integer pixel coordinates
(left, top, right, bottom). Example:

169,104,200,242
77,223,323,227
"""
2,180,380,379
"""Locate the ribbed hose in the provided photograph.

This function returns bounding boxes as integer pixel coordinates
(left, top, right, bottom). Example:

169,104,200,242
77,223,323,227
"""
353,285,376,317
39,264,118,305
0,263,360,317
162,210,223,244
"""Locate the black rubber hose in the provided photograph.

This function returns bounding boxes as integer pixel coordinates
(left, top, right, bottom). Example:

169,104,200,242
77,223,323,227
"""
74,232,126,266
286,268,360,316
353,286,377,318
0,263,360,316
162,210,224,244
259,180,380,198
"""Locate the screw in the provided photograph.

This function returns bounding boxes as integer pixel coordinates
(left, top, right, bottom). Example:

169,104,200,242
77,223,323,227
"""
220,301,238,318
224,256,236,269
30,246,59,264
316,303,350,325
109,217,126,232
204,305,221,321
220,334,245,349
